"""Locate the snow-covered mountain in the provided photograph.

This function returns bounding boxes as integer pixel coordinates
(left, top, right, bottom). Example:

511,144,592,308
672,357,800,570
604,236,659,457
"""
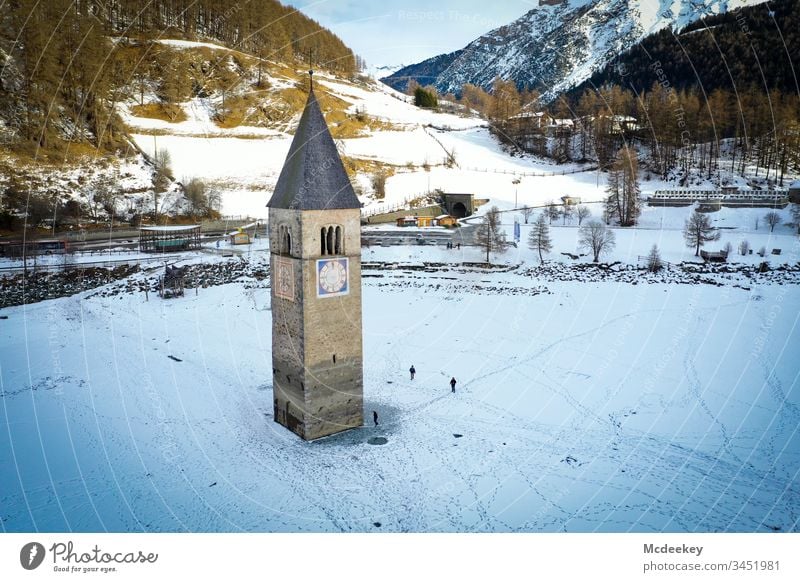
382,0,769,100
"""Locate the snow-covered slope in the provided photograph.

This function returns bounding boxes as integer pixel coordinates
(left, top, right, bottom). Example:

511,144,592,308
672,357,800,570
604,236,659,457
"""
123,56,609,220
382,0,768,100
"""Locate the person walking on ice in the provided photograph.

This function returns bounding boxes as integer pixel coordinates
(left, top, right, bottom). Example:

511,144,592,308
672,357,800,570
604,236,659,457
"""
409,365,416,380
373,410,379,426
450,377,457,393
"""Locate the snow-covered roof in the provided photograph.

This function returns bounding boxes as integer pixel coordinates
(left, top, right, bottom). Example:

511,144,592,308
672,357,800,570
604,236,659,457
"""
510,111,548,119
435,214,453,220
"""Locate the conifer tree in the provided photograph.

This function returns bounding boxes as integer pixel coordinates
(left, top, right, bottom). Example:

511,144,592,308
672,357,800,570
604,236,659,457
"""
683,211,720,256
528,214,552,264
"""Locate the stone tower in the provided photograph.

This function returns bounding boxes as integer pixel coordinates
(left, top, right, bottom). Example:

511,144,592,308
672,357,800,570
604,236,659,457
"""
267,85,363,440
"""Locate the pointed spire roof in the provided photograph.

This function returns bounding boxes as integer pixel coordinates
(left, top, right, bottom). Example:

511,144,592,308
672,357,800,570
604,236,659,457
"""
267,89,360,210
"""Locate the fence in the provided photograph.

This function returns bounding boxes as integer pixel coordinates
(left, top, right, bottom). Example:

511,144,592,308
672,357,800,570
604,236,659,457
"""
458,165,598,177
0,254,183,275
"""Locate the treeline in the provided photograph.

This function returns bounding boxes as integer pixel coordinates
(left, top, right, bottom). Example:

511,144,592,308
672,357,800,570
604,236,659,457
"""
96,0,355,72
445,77,800,184
0,0,355,153
535,83,798,184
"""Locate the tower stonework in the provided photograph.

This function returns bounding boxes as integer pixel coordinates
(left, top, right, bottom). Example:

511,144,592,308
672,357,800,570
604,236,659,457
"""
267,88,363,440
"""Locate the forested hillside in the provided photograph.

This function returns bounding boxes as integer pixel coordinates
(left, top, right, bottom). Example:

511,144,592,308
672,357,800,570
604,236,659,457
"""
571,0,798,96
0,0,356,156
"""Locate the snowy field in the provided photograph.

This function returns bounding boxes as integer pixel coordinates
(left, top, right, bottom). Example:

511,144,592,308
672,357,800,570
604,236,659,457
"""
1,235,798,532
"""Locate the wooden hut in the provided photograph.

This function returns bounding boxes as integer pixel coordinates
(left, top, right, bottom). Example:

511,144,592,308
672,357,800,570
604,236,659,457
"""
229,229,250,245
159,265,186,298
435,214,458,227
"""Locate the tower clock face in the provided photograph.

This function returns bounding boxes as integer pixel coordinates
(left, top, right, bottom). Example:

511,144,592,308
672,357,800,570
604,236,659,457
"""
317,258,349,297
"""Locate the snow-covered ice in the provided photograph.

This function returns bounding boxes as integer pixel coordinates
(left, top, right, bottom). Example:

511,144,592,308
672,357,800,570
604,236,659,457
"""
1,240,797,532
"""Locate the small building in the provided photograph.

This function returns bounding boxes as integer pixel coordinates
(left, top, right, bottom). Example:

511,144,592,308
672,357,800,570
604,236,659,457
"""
435,214,458,228
416,216,434,227
700,249,728,263
396,216,417,227
561,195,581,206
611,115,638,134
140,225,201,253
229,229,250,245
509,110,552,129
789,180,800,204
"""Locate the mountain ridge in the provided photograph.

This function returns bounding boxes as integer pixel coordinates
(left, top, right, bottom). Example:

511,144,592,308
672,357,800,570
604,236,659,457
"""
381,0,769,100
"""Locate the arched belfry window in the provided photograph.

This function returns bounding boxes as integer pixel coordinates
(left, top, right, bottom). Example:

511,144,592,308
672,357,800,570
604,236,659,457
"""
279,224,292,254
320,225,344,256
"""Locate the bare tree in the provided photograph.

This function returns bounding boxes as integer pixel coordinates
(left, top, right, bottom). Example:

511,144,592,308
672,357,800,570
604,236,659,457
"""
474,205,507,263
764,211,781,232
183,177,209,218
738,239,750,256
576,205,591,225
444,147,457,168
561,204,575,225
605,146,641,226
579,221,615,262
371,170,387,199
527,213,552,264
152,148,173,223
683,211,720,256
84,179,113,222
723,241,733,256
521,205,534,224
646,244,662,272
546,201,560,224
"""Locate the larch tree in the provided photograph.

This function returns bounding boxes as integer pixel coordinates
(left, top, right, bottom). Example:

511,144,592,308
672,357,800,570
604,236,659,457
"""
646,244,663,272
683,211,720,256
605,146,641,226
528,213,552,264
474,205,507,263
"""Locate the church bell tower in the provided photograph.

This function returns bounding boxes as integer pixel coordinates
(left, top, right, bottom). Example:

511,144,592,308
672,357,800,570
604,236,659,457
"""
267,80,364,440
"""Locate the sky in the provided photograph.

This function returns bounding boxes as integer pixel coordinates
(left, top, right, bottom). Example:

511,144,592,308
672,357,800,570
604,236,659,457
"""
284,0,538,70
